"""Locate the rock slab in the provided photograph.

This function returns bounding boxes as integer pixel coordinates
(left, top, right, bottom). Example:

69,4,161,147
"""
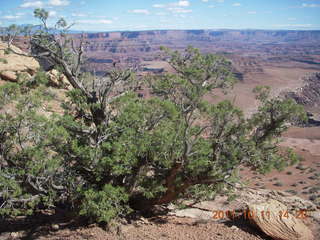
0,41,40,82
248,199,314,240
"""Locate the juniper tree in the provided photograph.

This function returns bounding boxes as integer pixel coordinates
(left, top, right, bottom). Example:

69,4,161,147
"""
0,78,69,217
0,9,306,222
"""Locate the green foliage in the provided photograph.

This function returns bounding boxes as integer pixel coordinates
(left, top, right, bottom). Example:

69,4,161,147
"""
0,79,67,216
21,70,49,88
56,18,67,29
79,184,131,223
0,58,8,64
6,24,21,35
0,82,20,106
0,44,307,224
34,8,49,22
245,87,307,173
3,49,9,55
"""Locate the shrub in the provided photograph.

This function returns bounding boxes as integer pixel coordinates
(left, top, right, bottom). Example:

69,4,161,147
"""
285,189,297,195
0,8,307,223
79,184,131,223
0,58,8,64
274,182,284,187
308,187,320,194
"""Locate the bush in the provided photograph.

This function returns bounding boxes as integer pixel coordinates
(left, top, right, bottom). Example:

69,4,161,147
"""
0,58,8,64
23,70,49,88
0,47,307,222
0,82,66,217
79,184,131,223
274,182,284,187
0,8,307,223
285,189,297,195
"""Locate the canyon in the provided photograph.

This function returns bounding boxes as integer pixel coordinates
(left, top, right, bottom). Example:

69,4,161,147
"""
74,29,320,76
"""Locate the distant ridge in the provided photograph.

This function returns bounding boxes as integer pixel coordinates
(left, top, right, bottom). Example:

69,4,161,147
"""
74,29,320,44
2,25,320,36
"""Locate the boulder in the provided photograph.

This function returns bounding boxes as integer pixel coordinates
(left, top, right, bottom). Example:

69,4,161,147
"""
0,41,39,81
239,188,318,212
172,188,319,238
46,69,71,89
248,199,314,240
169,207,213,220
0,71,17,82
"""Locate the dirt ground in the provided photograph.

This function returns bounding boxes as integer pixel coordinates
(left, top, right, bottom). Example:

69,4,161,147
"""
241,127,320,205
37,217,271,240
0,215,271,240
208,66,319,116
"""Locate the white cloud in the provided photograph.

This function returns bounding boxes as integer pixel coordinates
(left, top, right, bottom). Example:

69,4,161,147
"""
154,1,190,8
152,1,191,14
20,1,44,8
232,3,241,7
209,5,215,8
129,9,150,15
273,23,313,28
153,4,166,8
72,13,87,17
2,15,21,19
156,12,168,16
169,7,192,13
302,3,320,8
49,11,57,16
202,0,209,2
77,19,113,24
248,11,256,14
175,1,190,7
288,17,296,21
216,0,225,2
48,0,70,6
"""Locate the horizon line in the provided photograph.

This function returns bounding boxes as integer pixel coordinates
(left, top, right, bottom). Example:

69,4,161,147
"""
3,25,319,33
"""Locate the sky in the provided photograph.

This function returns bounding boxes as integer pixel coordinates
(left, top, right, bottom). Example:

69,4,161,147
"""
0,0,320,31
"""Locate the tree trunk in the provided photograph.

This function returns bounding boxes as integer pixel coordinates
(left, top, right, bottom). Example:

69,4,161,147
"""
129,162,193,211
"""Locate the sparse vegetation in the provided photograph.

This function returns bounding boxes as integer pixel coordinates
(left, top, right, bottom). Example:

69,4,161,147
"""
0,8,307,224
308,176,317,180
274,182,284,187
285,189,298,195
0,58,8,64
309,195,318,201
296,164,308,171
308,168,317,173
308,187,320,194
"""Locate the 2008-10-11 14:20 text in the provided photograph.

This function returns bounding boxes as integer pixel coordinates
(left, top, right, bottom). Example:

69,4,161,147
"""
212,209,308,220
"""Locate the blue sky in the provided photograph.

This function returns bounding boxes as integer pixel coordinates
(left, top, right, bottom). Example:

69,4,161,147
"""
0,0,320,31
